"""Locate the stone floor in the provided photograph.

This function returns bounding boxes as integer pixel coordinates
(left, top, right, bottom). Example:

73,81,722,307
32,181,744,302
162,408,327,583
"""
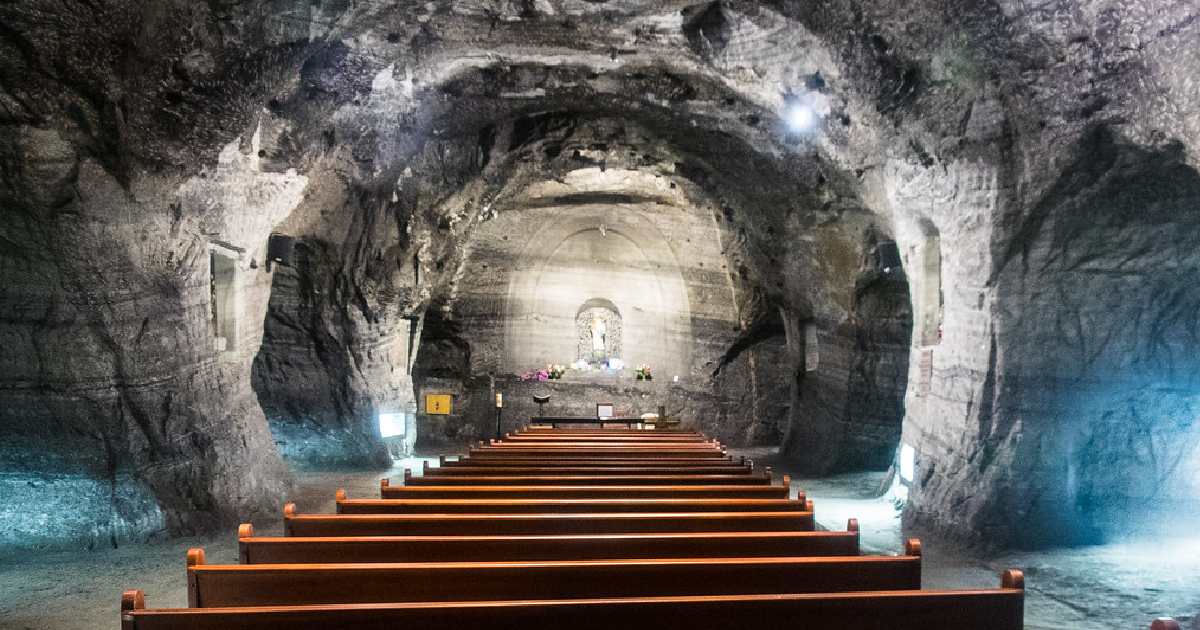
0,451,1196,630
757,449,1200,630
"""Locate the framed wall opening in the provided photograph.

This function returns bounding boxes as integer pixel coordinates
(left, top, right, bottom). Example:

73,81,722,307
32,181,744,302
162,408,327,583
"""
915,221,943,347
209,244,241,354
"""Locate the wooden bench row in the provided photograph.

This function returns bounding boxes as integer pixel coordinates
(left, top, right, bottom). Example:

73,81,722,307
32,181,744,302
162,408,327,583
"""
436,456,752,467
184,542,925,608
123,574,1026,630
380,479,791,499
121,427,1030,630
466,449,730,459
501,434,714,442
283,502,816,535
338,494,809,515
236,520,861,563
401,472,774,486
421,462,756,475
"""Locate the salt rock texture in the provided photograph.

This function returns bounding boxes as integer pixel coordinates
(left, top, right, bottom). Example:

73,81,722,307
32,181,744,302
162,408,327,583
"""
0,0,1196,551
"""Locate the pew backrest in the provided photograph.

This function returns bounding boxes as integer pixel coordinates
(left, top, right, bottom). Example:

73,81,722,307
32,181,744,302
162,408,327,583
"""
282,502,815,536
237,519,860,564
401,473,774,486
379,480,790,500
335,495,808,514
187,542,924,607
122,570,1024,630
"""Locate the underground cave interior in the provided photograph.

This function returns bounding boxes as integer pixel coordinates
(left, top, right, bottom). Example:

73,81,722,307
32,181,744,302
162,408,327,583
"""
2,2,1200,628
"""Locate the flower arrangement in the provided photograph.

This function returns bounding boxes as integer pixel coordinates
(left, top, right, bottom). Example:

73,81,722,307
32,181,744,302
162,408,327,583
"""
520,368,550,382
635,364,652,380
520,364,568,381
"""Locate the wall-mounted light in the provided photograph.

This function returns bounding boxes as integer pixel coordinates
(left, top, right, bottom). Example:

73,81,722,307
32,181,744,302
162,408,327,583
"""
379,412,405,439
786,104,817,132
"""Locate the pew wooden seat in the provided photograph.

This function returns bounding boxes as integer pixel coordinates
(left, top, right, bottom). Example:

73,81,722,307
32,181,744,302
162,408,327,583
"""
513,428,703,434
467,449,729,459
484,441,721,448
474,442,721,449
516,429,702,433
417,460,744,470
236,520,860,563
184,542,923,607
122,570,1025,630
401,472,772,486
283,503,815,536
336,494,808,515
437,457,746,467
503,435,713,443
379,480,790,500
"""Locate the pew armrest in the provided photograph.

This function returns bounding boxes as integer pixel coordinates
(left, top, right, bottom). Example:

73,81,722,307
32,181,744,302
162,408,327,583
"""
120,589,144,630
1001,569,1023,590
121,589,144,612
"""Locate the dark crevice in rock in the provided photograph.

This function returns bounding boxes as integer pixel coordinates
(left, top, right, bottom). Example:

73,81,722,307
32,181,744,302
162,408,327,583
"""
712,308,787,378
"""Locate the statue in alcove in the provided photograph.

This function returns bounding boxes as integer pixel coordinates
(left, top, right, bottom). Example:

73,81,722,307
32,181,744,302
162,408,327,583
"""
577,301,622,367
590,315,607,361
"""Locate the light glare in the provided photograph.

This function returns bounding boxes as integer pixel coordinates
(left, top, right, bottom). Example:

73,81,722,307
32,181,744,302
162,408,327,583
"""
786,105,816,131
379,412,405,438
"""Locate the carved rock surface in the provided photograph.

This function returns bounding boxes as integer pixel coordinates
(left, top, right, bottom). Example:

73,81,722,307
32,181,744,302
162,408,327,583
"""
0,0,1197,551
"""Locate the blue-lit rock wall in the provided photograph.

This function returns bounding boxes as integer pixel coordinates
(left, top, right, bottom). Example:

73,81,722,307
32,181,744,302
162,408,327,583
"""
900,128,1200,548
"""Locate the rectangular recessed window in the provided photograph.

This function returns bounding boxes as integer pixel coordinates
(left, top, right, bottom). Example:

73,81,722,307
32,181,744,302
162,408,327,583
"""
209,246,240,352
917,227,943,346
804,322,819,371
899,443,916,484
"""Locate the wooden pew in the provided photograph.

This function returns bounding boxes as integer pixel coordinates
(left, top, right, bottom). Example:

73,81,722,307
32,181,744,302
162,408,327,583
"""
379,479,791,500
184,541,924,607
283,503,815,536
476,442,722,450
438,456,747,467
237,519,860,563
465,448,729,458
465,452,730,461
335,493,808,515
489,434,714,441
484,440,722,448
514,429,703,436
503,435,713,442
121,570,1025,630
418,464,755,476
400,471,773,486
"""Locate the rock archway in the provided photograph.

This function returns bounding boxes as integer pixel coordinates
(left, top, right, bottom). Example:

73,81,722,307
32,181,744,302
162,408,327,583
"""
4,0,1197,553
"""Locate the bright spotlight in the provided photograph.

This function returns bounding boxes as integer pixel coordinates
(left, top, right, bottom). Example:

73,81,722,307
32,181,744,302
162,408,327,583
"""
786,104,817,132
379,412,405,439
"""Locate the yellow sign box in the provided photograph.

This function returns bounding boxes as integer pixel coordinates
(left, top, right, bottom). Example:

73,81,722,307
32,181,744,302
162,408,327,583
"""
425,394,452,415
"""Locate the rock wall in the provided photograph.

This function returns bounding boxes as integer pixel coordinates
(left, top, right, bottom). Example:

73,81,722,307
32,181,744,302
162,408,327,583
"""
5,0,1198,550
0,129,302,547
900,129,1200,547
